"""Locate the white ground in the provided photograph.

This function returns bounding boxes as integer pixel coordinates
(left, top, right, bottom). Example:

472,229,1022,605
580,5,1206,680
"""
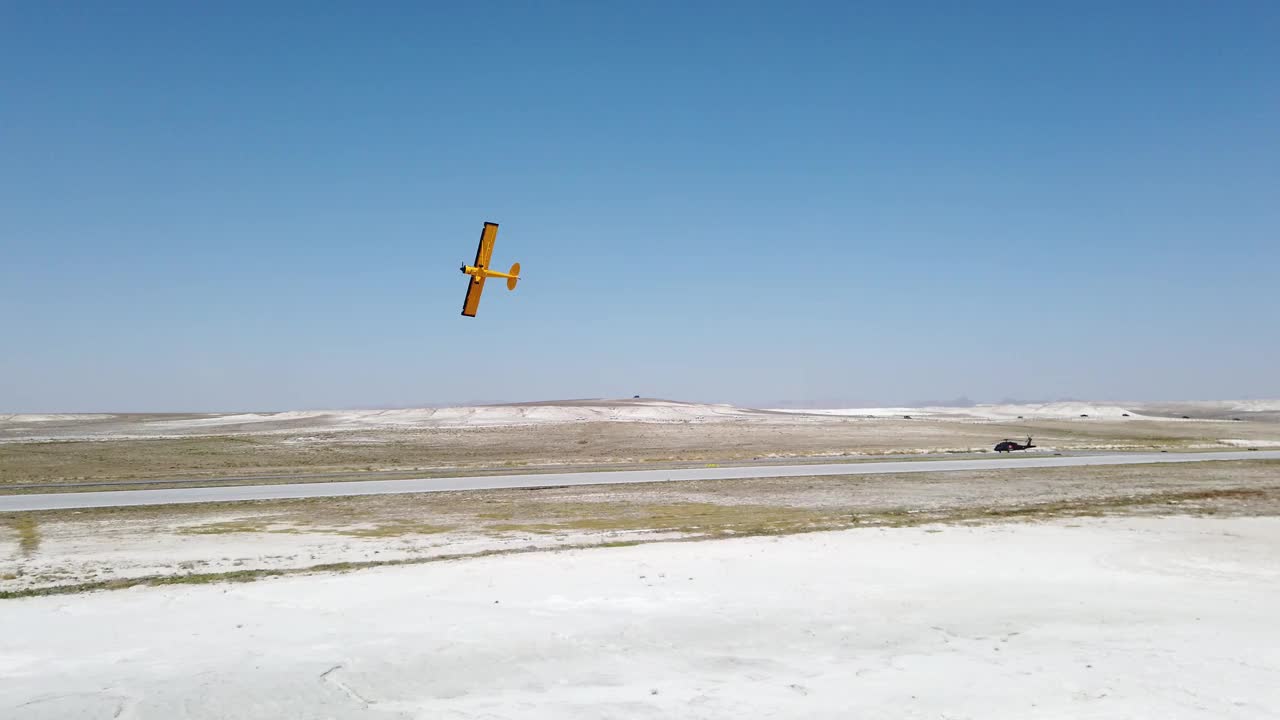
1222,439,1280,448
4,517,657,592
0,401,1141,436
769,401,1154,420
0,401,790,442
4,398,1278,444
4,517,1279,719
138,401,768,431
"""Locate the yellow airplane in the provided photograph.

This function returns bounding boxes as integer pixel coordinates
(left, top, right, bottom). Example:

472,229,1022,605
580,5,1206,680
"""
460,221,521,317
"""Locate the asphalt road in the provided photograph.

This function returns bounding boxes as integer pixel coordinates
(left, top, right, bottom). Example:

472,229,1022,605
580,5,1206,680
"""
2,448,1115,492
3,450,1277,513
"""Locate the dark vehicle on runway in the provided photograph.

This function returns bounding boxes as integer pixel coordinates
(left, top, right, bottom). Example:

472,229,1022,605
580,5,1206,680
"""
995,436,1035,452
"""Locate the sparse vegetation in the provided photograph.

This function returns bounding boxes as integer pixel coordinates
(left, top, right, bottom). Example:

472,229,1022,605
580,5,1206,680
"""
179,519,283,535
2,482,1273,600
0,546,559,599
5,414,1273,489
176,517,454,537
6,516,41,556
4,460,1277,598
339,521,454,537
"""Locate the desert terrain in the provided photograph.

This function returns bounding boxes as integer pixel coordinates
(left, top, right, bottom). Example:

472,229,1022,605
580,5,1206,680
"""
2,398,1279,718
3,398,1278,490
3,398,1279,595
5,516,1279,718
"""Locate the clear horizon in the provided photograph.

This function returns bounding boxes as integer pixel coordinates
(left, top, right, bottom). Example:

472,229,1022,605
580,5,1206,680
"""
4,3,1278,413
6,394,1278,415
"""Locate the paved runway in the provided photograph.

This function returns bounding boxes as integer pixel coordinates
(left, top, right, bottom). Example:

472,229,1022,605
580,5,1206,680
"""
3,450,1277,512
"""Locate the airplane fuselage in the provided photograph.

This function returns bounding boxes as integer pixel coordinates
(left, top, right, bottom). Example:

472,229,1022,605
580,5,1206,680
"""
461,264,517,281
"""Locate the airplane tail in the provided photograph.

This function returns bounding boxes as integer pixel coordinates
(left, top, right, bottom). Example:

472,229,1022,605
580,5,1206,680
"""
1026,436,1034,447
506,263,520,291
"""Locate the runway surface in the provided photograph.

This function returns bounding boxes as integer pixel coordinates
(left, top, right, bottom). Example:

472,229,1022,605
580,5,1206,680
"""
3,450,1277,512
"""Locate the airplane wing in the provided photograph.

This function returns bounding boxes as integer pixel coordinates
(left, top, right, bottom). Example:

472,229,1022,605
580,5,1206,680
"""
461,222,498,317
473,222,499,268
461,275,486,317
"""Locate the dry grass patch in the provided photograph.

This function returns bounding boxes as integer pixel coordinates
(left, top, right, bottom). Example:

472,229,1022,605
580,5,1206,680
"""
6,516,41,556
483,501,841,537
177,516,455,538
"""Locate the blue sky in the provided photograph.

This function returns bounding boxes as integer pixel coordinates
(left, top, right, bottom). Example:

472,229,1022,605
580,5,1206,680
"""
3,1,1277,411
